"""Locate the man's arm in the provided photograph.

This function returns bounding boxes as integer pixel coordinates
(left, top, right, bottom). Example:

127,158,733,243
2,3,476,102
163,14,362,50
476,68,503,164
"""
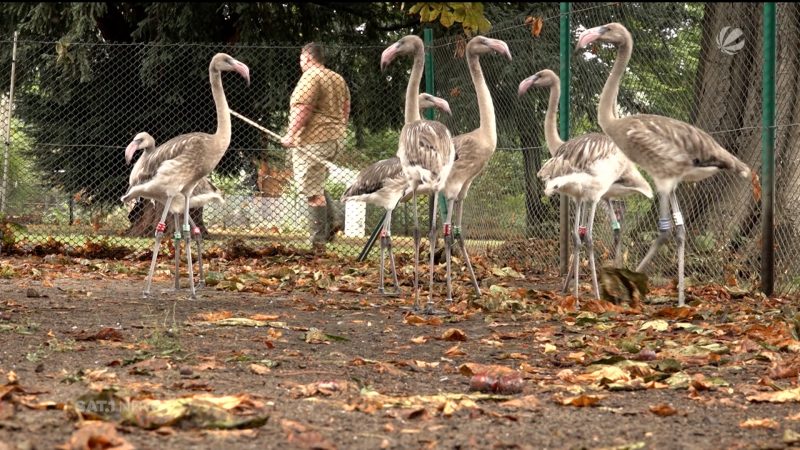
283,104,314,146
281,104,313,148
342,99,350,124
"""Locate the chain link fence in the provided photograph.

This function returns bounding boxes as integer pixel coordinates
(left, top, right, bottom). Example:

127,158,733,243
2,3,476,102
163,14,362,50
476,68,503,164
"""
1,3,798,296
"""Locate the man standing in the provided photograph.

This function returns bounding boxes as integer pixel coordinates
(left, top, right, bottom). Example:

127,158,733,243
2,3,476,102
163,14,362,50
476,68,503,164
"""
282,42,350,253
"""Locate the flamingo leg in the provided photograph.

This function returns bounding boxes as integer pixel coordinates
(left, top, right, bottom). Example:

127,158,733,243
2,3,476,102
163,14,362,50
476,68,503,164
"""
188,216,205,289
143,197,174,298
453,199,481,297
669,192,686,307
385,209,401,295
183,194,196,300
172,213,182,290
562,202,577,294
636,191,673,273
572,201,584,302
443,198,455,303
604,199,623,267
586,201,600,299
412,190,422,311
424,192,440,315
378,210,390,295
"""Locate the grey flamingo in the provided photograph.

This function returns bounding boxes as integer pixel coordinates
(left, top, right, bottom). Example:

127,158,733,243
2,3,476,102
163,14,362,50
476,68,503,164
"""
439,36,512,303
121,53,250,299
125,132,224,293
340,94,452,296
577,23,752,306
518,69,652,301
381,35,456,314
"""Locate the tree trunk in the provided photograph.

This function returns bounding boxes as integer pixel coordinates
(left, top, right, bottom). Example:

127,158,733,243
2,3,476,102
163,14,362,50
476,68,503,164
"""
516,110,551,239
773,4,800,286
654,3,763,283
677,3,800,288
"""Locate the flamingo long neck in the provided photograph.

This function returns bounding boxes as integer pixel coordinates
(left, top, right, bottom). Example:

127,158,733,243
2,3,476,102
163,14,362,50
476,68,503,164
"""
210,68,231,149
598,36,632,131
405,44,424,124
467,49,496,146
544,81,563,155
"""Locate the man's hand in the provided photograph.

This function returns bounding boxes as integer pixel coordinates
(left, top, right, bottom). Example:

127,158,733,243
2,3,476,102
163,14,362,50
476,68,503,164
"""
281,134,297,148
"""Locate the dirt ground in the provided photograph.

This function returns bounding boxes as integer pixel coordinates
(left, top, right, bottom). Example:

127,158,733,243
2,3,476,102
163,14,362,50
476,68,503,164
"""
1,245,800,450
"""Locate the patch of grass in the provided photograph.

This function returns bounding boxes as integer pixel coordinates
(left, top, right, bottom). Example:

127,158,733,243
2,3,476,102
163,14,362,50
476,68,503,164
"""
26,344,49,363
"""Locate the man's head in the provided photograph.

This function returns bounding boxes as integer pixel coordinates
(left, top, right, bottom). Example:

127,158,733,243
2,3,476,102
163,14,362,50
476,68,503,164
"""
300,42,325,72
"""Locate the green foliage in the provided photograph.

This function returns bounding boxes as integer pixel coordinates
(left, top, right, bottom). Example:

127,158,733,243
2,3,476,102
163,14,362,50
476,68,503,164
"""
409,3,491,36
0,2,415,212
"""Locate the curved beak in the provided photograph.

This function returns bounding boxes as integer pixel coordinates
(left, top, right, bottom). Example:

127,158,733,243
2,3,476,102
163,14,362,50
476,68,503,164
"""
125,141,140,165
234,61,250,86
518,74,539,97
487,38,512,61
433,97,452,116
380,44,399,72
577,26,607,50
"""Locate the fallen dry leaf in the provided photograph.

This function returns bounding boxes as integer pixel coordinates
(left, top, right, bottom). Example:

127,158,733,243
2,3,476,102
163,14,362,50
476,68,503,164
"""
740,418,780,429
404,314,443,327
499,395,540,410
249,364,271,375
649,404,678,416
57,420,135,450
444,345,466,357
250,314,279,321
74,328,124,342
196,310,233,322
441,328,467,342
555,394,605,407
747,387,800,403
410,336,429,344
459,363,516,378
281,419,337,450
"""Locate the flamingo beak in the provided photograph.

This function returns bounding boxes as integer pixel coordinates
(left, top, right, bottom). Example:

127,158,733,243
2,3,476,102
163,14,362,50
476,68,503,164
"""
433,97,452,116
235,61,250,86
577,26,608,49
125,141,140,165
488,39,512,61
380,44,399,72
518,74,539,97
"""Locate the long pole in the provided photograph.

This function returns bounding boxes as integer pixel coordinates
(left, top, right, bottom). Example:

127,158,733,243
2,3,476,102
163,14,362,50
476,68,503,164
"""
229,109,338,172
761,3,776,296
1,31,19,214
558,3,571,276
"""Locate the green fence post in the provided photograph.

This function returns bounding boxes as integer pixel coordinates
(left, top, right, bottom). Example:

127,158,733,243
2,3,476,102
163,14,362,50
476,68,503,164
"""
559,2,571,276
761,2,776,296
423,27,448,231
358,27,444,262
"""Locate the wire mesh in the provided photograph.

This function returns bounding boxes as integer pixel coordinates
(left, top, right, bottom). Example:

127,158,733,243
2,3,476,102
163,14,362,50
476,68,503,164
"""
0,3,798,296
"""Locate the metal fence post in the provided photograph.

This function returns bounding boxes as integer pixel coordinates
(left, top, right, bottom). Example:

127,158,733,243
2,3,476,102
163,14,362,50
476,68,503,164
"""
558,3,571,276
761,3,776,296
359,27,440,262
1,31,19,215
423,27,447,229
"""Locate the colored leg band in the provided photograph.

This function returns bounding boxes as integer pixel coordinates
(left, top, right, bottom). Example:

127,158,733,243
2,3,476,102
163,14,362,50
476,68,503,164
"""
658,218,672,232
579,226,587,238
192,226,201,236
156,222,166,233
611,220,621,231
453,226,461,237
173,232,182,240
182,224,190,233
673,212,684,227
443,224,451,236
